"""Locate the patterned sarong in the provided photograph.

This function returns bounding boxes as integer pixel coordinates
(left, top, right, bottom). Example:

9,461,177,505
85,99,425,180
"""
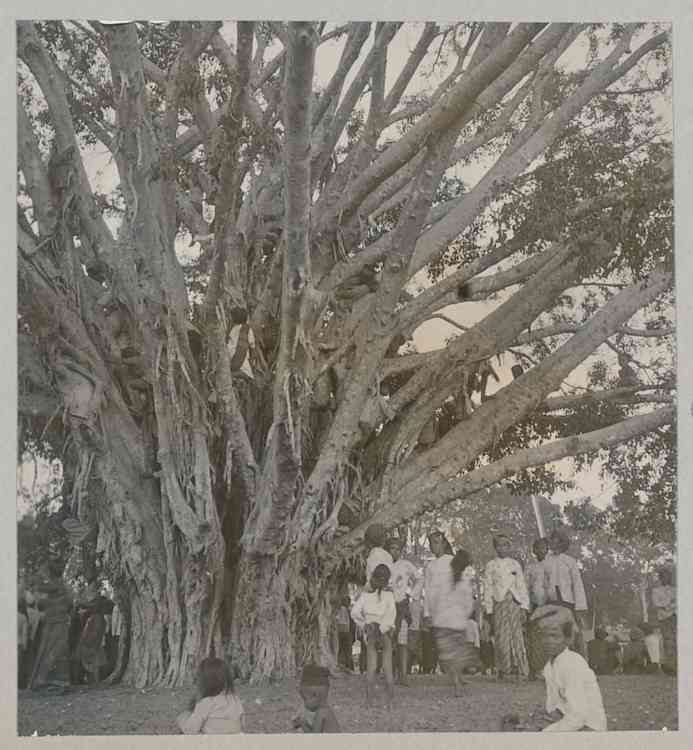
494,591,529,677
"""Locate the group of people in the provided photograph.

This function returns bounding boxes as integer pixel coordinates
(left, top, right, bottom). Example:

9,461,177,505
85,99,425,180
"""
322,522,676,732
18,561,122,692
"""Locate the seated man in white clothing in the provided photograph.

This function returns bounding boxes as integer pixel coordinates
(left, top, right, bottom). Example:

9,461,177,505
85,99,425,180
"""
540,619,607,732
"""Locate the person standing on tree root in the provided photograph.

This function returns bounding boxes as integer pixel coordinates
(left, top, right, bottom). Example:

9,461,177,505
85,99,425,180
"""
386,537,422,686
351,564,396,707
482,533,530,681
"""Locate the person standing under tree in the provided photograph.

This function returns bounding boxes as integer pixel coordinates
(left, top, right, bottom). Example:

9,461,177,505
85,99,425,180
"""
651,567,676,674
386,537,422,686
29,561,73,692
482,533,530,681
351,564,396,707
335,596,354,672
18,599,29,689
425,547,480,695
544,528,588,655
364,523,393,585
525,537,550,678
421,530,451,673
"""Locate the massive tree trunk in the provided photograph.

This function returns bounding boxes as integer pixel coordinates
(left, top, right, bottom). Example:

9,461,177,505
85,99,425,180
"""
16,20,673,685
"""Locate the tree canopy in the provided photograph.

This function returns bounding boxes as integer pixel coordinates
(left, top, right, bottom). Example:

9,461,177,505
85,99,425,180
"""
17,20,674,685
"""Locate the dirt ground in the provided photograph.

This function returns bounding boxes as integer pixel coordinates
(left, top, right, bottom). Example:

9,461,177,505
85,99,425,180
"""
17,671,677,736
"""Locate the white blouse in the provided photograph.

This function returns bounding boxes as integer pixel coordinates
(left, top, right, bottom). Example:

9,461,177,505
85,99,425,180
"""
350,589,396,633
423,555,475,630
482,556,530,613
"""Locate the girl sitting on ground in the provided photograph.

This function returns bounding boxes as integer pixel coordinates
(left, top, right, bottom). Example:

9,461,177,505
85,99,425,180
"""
351,564,396,707
177,657,244,734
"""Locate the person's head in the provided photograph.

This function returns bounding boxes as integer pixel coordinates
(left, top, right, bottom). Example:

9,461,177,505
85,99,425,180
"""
41,559,65,582
630,627,644,642
543,619,574,659
370,564,390,593
492,534,512,559
299,664,330,710
386,537,403,561
549,528,570,554
657,567,673,586
428,530,451,558
594,626,608,641
197,657,234,699
341,595,351,609
451,548,471,584
639,622,653,636
364,523,387,550
532,537,549,561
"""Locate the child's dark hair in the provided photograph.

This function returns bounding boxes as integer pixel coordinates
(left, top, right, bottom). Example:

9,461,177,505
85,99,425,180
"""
532,537,548,554
197,657,234,698
451,548,471,585
371,564,390,592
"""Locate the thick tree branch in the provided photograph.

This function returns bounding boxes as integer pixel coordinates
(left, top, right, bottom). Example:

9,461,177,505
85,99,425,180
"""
335,404,673,551
393,267,672,497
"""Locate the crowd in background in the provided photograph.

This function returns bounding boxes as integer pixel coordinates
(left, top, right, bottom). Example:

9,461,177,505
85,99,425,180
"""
333,524,677,686
18,562,122,692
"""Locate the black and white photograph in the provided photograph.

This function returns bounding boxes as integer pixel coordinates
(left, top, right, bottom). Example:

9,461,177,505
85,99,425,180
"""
10,8,687,741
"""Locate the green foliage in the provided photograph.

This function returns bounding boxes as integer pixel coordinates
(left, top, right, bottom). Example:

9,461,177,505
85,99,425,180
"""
17,492,70,580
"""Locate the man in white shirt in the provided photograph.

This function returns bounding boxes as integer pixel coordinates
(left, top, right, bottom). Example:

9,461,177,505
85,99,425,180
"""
541,620,607,731
387,537,422,685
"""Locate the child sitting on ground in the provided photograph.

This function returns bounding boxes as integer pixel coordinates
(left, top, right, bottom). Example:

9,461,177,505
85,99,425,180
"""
177,657,244,734
351,564,396,706
622,627,650,674
292,664,340,733
539,620,607,731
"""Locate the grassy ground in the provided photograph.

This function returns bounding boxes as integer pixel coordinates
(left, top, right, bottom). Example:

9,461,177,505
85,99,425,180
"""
17,671,677,736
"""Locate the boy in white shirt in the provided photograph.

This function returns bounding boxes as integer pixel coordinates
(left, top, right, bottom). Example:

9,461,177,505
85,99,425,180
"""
351,564,396,707
386,537,422,685
540,619,607,732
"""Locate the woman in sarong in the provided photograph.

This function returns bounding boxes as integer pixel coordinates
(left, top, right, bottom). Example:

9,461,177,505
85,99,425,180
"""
29,562,72,691
482,533,530,680
76,594,112,684
525,537,550,678
425,542,480,695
